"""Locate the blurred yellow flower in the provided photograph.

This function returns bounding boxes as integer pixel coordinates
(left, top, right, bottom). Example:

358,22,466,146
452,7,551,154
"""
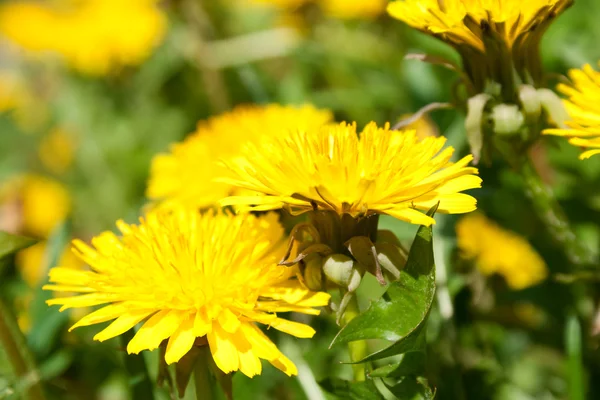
0,0,167,75
544,63,600,159
45,209,330,376
20,175,71,238
39,127,77,174
0,175,71,238
399,114,440,140
456,213,548,290
17,241,83,288
320,0,387,19
147,104,333,210
220,122,481,226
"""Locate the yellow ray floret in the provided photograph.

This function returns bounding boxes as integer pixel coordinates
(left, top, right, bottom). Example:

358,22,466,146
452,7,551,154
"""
456,213,548,290
0,0,166,75
44,209,330,377
147,104,333,210
544,63,600,159
220,122,482,226
387,0,571,51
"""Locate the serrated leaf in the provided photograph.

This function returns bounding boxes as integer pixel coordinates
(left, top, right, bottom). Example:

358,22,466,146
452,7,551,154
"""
330,206,437,359
320,378,383,400
0,231,37,260
386,377,435,400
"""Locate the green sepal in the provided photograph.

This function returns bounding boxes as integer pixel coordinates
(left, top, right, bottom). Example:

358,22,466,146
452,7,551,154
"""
329,205,437,362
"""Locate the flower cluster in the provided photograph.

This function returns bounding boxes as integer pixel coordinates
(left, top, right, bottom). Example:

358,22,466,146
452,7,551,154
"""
456,213,548,290
544,63,600,159
0,0,167,75
147,104,333,210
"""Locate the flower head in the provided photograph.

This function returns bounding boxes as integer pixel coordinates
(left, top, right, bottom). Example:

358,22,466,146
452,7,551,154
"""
387,0,571,92
544,63,600,159
147,104,333,210
220,122,481,226
456,213,547,290
0,0,167,75
44,209,329,377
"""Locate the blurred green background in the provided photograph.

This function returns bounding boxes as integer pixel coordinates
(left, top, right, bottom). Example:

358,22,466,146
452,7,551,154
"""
1,0,600,399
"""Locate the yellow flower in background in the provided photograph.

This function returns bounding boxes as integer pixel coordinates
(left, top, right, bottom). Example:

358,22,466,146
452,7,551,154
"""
147,104,333,210
220,122,481,226
456,213,548,290
38,127,77,174
17,241,83,288
0,175,71,238
0,70,26,112
320,0,387,19
0,0,167,75
387,0,571,52
251,0,310,9
544,63,600,159
45,209,330,376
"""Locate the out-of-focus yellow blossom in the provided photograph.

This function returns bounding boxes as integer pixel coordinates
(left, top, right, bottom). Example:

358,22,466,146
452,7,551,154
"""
220,122,481,226
147,104,333,210
17,241,83,288
251,0,310,8
15,175,71,238
38,127,77,174
399,114,440,140
320,0,387,19
544,63,600,159
45,208,330,376
456,213,548,290
0,0,167,76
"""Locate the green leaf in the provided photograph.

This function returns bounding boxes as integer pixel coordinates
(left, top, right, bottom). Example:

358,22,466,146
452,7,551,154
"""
369,352,426,379
387,377,435,400
320,378,383,400
27,223,71,358
0,231,37,260
330,206,437,362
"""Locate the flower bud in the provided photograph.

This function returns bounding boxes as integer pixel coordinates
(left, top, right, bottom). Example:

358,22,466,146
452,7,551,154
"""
322,254,356,287
491,104,524,136
303,254,324,291
518,85,542,121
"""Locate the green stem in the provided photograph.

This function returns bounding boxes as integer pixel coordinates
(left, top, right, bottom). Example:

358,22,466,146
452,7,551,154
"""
519,158,596,268
120,330,155,400
566,314,586,400
194,346,217,400
342,296,367,382
0,297,46,400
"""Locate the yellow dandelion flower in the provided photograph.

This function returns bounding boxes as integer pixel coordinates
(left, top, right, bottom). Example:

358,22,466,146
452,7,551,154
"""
220,122,481,226
319,0,387,19
147,104,333,210
44,209,330,376
456,213,548,290
387,0,570,51
544,63,600,159
387,0,571,91
0,0,167,75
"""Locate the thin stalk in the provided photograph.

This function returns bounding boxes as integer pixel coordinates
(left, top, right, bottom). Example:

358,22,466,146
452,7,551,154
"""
0,297,46,400
519,157,596,268
566,314,586,400
194,346,217,400
342,296,367,382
